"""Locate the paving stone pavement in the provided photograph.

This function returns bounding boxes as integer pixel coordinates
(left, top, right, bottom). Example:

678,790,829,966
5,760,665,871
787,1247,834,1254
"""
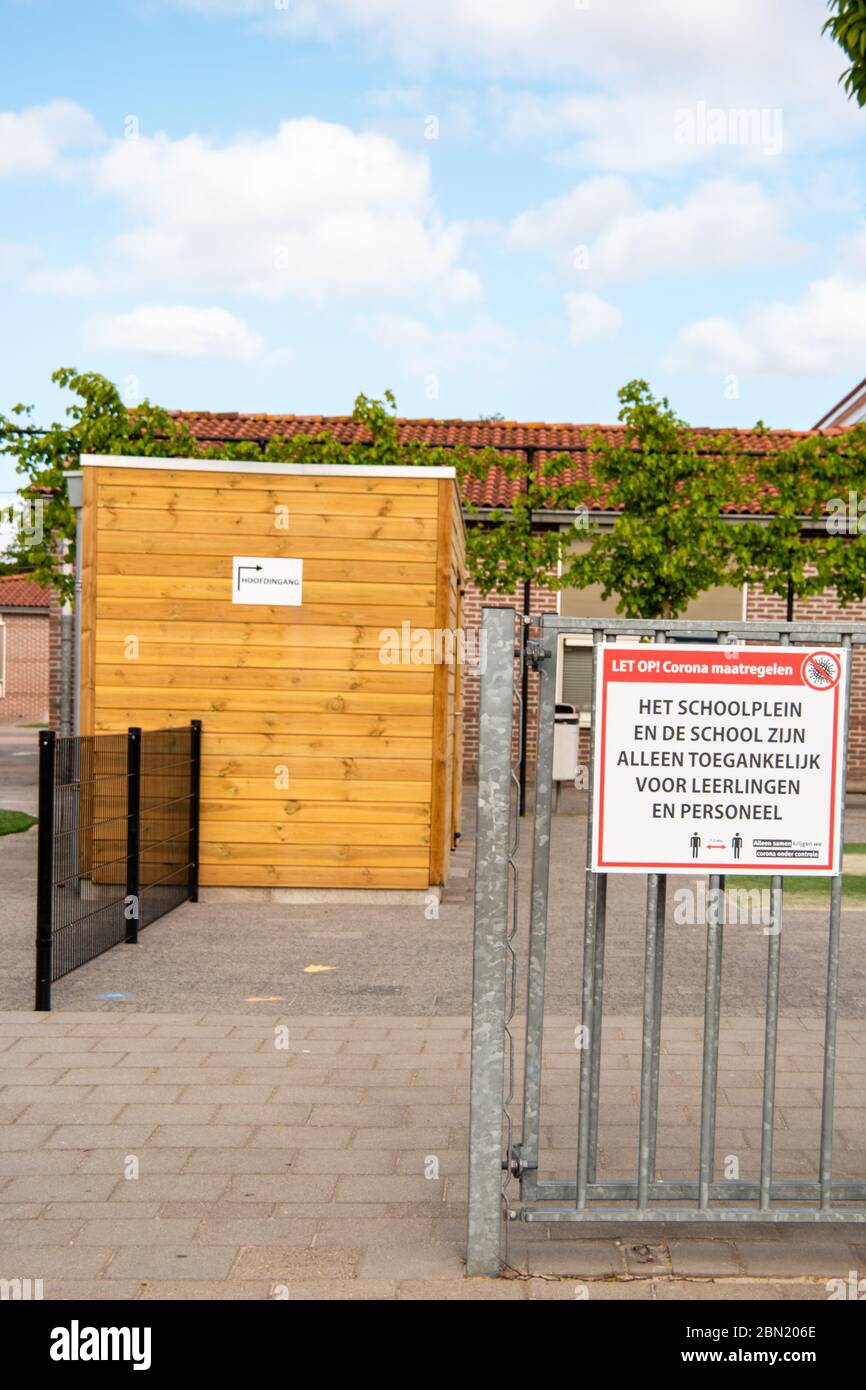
1,1011,865,1300
5,792,866,1016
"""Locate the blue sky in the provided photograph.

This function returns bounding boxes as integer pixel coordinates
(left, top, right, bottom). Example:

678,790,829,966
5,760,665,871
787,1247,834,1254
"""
1,0,866,494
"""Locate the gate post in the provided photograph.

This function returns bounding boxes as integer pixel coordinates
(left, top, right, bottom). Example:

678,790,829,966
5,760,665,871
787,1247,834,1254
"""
188,719,202,904
35,730,56,1012
467,607,515,1276
125,727,141,945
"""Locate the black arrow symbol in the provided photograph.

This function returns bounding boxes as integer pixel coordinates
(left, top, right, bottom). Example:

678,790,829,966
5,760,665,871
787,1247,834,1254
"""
237,564,263,590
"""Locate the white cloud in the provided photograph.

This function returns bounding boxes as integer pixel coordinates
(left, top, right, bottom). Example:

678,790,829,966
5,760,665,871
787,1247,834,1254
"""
509,178,792,283
370,313,522,377
594,180,791,282
508,176,637,253
0,100,102,178
672,317,761,373
170,0,838,93
176,0,260,9
24,265,102,296
0,241,39,281
365,87,427,113
165,2,861,184
361,88,478,145
501,90,808,176
91,117,478,306
671,277,866,376
86,305,267,361
840,227,866,276
0,242,101,296
565,292,621,345
501,91,715,176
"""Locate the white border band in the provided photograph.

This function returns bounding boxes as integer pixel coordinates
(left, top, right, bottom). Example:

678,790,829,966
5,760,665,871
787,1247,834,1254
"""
81,453,456,480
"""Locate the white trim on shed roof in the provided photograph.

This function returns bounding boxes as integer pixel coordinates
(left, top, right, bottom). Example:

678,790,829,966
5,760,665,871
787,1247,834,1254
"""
81,453,456,479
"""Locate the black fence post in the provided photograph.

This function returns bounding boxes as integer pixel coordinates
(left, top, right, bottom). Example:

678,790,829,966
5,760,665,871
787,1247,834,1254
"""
35,730,56,1011
126,727,141,944
188,719,202,904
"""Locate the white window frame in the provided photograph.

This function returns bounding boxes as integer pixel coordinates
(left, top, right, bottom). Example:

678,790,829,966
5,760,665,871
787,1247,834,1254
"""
557,634,593,727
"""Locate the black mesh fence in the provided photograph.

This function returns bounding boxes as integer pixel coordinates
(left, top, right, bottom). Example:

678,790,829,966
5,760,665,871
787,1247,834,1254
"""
50,732,129,984
35,721,201,1009
139,726,199,929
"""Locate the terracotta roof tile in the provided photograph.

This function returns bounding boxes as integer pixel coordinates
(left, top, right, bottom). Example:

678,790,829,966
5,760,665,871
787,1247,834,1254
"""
169,412,854,508
0,573,51,607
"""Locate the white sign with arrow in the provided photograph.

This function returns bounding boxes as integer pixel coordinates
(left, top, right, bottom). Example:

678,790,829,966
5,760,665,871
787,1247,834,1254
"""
231,555,303,606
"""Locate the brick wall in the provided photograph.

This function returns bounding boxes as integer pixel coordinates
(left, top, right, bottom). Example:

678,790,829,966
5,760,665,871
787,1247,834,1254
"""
0,611,49,723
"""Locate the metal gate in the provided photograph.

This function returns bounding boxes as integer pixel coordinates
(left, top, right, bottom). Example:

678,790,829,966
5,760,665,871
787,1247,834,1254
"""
467,607,866,1276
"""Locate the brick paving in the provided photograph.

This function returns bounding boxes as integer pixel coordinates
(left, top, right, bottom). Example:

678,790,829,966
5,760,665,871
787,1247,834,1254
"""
5,791,866,1017
1,1011,865,1300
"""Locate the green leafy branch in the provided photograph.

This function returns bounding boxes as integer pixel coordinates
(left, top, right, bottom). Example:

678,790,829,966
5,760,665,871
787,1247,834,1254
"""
824,0,866,106
566,381,753,618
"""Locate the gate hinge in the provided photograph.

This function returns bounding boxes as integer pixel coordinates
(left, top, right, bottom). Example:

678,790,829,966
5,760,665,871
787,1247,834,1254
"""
525,640,550,673
502,1145,535,1178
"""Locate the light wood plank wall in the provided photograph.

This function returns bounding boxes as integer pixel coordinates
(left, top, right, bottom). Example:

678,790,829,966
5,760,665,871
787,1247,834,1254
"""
82,464,465,890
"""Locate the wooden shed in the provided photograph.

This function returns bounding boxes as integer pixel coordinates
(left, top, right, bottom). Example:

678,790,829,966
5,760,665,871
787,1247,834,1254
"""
78,454,466,895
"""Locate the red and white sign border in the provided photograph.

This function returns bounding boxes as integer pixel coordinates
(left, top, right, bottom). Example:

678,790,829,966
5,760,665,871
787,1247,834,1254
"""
592,642,846,876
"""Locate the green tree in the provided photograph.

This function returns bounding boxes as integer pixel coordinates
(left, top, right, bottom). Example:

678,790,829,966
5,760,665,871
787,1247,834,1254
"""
729,424,866,614
0,369,197,601
567,381,866,621
565,381,750,618
824,0,866,106
461,455,594,597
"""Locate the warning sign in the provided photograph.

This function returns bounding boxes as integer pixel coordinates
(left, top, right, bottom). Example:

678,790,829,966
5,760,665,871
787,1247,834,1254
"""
232,556,302,606
591,643,847,876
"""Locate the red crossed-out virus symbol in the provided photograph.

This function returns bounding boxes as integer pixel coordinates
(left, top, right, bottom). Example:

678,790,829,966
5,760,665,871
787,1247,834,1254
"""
801,651,841,692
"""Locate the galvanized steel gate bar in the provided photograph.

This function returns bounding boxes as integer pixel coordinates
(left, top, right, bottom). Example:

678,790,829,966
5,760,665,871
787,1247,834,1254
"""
466,610,866,1276
466,607,516,1275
